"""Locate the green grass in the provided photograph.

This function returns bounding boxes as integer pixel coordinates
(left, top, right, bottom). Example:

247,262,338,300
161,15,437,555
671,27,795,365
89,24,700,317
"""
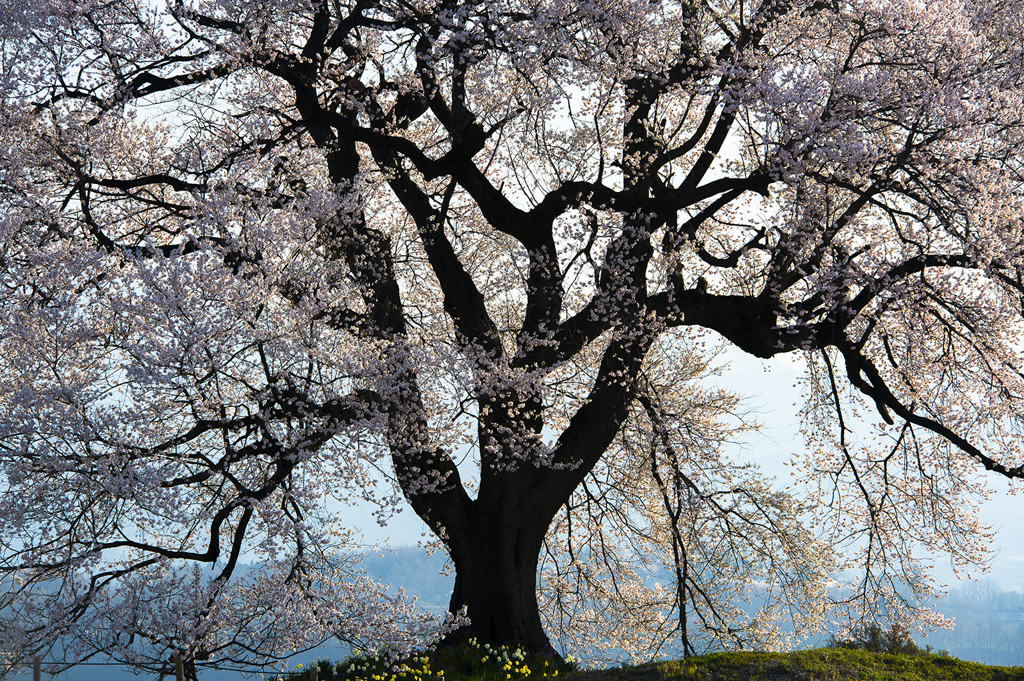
276,646,1024,681
575,649,1024,681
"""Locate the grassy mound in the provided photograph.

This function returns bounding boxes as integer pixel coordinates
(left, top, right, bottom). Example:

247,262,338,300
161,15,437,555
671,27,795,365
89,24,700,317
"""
277,646,1024,681
572,649,1024,681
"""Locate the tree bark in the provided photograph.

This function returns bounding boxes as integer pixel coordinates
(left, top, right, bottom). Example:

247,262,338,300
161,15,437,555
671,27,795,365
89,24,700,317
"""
442,487,556,655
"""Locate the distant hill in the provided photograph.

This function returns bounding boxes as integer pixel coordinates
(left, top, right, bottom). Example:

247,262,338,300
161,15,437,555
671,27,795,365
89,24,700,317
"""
914,579,1024,667
359,545,454,610
12,550,1024,679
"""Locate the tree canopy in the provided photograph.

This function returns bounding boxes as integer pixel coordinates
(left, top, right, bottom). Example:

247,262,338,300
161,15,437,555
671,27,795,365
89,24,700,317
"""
2,0,1024,676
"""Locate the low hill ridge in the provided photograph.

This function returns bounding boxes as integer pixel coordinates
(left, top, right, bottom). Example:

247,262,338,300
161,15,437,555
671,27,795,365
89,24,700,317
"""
567,649,1024,681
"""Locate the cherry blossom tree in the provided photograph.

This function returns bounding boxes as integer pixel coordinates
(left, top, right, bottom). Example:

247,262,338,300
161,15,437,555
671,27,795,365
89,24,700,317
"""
2,0,1024,673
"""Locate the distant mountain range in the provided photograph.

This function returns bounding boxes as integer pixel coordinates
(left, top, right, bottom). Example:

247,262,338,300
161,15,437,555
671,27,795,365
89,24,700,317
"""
9,549,1024,679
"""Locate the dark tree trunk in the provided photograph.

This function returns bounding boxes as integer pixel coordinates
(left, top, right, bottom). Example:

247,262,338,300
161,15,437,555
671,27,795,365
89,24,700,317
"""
441,480,558,656
446,538,551,654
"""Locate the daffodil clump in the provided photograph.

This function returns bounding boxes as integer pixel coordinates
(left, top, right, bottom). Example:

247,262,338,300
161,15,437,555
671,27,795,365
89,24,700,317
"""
452,638,560,680
277,638,575,681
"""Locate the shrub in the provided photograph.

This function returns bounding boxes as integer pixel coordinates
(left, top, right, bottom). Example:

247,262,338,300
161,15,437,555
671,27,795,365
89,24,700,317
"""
829,622,923,656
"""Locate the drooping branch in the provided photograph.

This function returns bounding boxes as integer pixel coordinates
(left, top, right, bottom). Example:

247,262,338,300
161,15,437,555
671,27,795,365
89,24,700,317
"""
839,344,1024,479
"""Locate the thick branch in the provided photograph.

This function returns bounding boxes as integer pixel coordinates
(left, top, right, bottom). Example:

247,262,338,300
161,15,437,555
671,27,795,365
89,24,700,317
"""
840,344,1024,479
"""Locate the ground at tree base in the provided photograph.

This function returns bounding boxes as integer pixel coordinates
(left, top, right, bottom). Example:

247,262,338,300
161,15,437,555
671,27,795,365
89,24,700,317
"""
279,647,1024,681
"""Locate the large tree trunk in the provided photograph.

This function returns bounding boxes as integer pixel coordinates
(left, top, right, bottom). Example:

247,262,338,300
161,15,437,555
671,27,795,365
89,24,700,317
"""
442,484,557,655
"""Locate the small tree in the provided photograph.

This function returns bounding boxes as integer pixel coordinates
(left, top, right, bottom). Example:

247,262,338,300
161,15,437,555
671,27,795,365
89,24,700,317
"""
830,622,921,656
